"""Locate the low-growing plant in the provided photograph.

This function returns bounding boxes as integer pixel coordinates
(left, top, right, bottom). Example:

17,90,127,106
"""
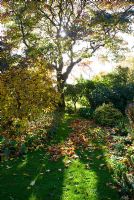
114,120,129,136
0,112,62,160
114,143,125,156
94,103,123,127
109,134,134,199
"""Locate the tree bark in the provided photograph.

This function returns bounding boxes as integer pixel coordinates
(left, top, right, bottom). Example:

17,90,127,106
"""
56,58,82,110
74,102,77,113
57,71,65,110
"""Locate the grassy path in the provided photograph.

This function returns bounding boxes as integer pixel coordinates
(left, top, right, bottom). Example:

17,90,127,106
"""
0,115,120,200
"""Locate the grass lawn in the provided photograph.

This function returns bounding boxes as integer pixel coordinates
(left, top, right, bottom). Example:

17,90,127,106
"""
0,114,120,200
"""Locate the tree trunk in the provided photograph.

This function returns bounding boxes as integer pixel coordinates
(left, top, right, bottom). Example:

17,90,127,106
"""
74,102,77,113
58,90,65,110
57,72,65,111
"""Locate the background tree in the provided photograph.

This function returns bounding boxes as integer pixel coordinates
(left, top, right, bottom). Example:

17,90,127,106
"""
64,83,83,112
1,0,134,108
84,66,134,113
85,81,111,110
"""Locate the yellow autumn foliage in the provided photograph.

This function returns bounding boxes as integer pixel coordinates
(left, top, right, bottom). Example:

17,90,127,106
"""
0,59,59,129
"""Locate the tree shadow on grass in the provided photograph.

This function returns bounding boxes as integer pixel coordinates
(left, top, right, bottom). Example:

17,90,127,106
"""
0,150,65,200
0,114,73,200
0,142,119,200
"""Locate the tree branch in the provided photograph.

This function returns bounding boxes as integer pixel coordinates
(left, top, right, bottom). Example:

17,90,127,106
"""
62,40,105,83
51,63,57,70
63,58,82,82
18,18,29,48
117,5,134,25
38,8,57,27
90,43,105,56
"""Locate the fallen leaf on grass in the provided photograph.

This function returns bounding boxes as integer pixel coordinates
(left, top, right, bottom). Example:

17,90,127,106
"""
30,180,36,186
58,168,62,172
96,155,103,159
6,165,11,169
46,169,51,172
85,164,90,169
106,182,117,189
71,154,79,159
9,196,15,200
64,160,72,167
99,163,105,167
23,173,30,176
87,157,93,161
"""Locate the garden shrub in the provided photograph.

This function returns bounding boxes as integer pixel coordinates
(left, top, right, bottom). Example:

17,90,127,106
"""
94,103,123,127
78,107,94,119
0,61,59,132
84,67,134,113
